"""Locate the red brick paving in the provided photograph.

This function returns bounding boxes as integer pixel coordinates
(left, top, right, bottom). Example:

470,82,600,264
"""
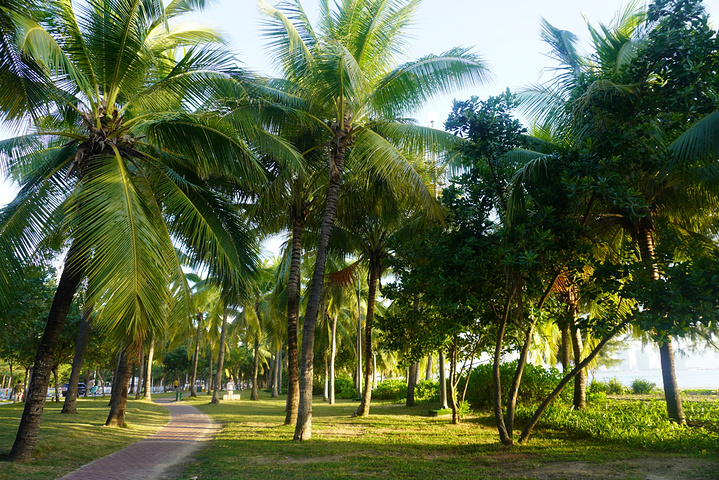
59,398,216,480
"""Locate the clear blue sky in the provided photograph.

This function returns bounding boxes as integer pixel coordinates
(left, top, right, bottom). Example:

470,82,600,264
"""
3,0,719,203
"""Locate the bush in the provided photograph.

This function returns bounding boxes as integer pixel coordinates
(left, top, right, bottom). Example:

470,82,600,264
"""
631,378,656,394
589,377,627,395
462,361,570,409
415,380,440,403
373,379,407,401
335,375,358,399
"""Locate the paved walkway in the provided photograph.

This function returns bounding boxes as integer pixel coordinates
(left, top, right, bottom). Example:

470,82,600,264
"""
59,398,216,480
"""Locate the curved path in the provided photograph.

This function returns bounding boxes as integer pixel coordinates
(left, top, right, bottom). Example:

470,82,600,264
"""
59,398,216,480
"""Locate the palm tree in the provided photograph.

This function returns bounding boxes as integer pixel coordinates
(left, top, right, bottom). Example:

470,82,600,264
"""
184,275,220,398
333,171,437,417
260,0,488,440
0,0,277,460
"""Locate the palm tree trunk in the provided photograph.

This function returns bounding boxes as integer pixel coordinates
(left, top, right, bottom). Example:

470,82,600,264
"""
52,367,59,403
135,344,145,400
438,351,448,409
284,217,303,425
251,336,260,401
106,348,133,427
190,320,201,397
207,349,213,395
128,363,136,394
62,306,93,413
660,338,685,423
406,362,418,407
294,140,347,441
276,346,283,395
355,257,381,417
323,353,329,402
638,222,685,424
329,315,337,404
9,243,83,462
212,309,228,404
560,323,571,373
571,326,586,409
272,346,280,398
143,336,154,400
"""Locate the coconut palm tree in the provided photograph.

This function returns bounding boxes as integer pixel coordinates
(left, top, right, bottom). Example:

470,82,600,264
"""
260,0,488,440
0,0,284,460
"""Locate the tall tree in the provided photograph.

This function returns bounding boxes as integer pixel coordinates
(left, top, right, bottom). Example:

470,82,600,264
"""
260,0,488,440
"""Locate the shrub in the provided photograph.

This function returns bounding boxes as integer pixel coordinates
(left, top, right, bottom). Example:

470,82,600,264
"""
604,377,627,394
373,379,407,401
462,361,570,409
631,378,656,394
415,380,440,403
335,375,358,399
591,377,627,394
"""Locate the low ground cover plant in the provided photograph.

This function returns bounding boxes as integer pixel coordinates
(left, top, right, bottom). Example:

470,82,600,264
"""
514,398,719,453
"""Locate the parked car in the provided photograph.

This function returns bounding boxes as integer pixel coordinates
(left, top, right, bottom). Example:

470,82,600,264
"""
61,383,87,397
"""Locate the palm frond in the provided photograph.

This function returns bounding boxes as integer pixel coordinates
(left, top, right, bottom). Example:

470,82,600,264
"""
669,110,719,168
369,48,490,118
77,153,171,343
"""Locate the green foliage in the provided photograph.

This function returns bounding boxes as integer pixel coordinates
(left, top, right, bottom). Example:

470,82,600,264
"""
631,378,656,394
334,375,358,399
515,399,719,453
415,380,440,403
0,258,83,369
462,362,570,409
589,378,628,395
683,389,719,396
457,400,471,419
373,379,407,401
162,346,191,382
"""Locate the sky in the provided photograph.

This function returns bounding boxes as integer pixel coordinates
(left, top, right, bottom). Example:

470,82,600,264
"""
3,0,719,205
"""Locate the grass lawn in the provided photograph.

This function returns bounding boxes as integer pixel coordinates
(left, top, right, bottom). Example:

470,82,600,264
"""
0,395,170,480
176,390,719,480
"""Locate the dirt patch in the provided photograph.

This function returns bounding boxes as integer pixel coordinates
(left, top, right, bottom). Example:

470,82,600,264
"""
317,423,367,438
525,457,719,479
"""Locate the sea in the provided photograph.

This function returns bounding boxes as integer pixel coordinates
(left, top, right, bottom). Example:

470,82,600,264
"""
591,341,718,390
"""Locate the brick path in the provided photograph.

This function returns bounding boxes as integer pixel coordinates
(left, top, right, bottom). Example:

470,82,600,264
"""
59,398,216,480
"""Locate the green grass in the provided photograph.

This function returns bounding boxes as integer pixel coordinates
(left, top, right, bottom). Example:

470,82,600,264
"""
176,390,719,480
0,396,169,479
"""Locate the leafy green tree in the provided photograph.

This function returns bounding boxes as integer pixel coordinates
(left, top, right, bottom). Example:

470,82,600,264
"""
0,261,56,370
162,346,191,385
518,0,719,425
260,0,488,440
